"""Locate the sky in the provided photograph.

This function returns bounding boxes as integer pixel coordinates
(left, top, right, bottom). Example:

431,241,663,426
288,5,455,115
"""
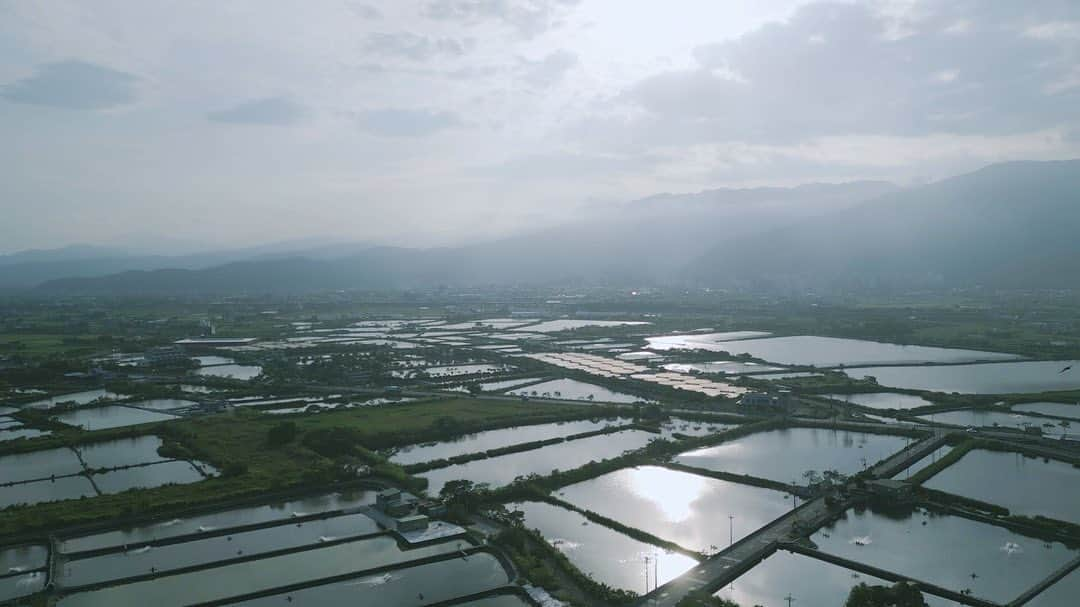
1,0,1079,254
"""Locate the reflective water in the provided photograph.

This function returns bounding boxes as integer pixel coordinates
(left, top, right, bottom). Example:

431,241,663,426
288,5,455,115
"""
516,320,649,333
0,571,45,602
657,418,734,440
1012,402,1080,420
917,409,1058,431
56,535,468,607
24,389,125,410
53,406,178,430
421,364,511,377
194,364,262,380
845,360,1080,394
675,428,909,483
645,332,773,351
557,466,791,553
714,550,954,607
508,378,645,403
824,392,936,410
421,430,660,495
0,427,50,442
60,512,381,586
663,361,784,374
454,595,534,607
0,544,48,574
132,399,199,411
725,336,1019,367
194,356,234,366
390,418,630,466
813,506,1077,602
77,436,168,470
924,449,1080,524
61,489,374,553
1,447,83,483
476,377,545,391
92,461,207,494
508,500,697,592
1,475,97,509
233,551,511,606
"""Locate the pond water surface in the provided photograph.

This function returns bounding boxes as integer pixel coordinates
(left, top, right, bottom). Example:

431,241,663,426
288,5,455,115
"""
1,447,83,484
508,500,697,592
76,435,168,469
917,409,1059,432
92,461,207,495
194,364,262,380
923,449,1080,524
823,392,936,410
508,378,646,403
1011,402,1080,420
421,430,660,495
0,571,45,602
557,466,792,553
53,406,178,430
1026,569,1079,607
663,361,784,375
813,506,1077,603
645,332,772,351
844,360,1080,394
675,428,910,483
1,475,97,509
390,418,629,466
0,543,47,574
24,390,125,410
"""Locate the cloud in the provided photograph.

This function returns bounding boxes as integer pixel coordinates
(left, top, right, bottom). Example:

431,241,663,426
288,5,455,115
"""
518,49,578,87
349,3,383,20
610,2,1080,146
364,32,475,61
424,0,582,38
353,108,461,137
207,97,306,125
1,60,139,110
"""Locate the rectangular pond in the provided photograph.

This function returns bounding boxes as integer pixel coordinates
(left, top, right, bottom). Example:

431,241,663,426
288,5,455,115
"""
92,461,208,495
420,429,661,495
1,543,48,574
1011,401,1080,420
56,535,469,607
1,475,97,509
0,428,50,442
61,489,375,553
60,512,381,587
844,360,1080,394
812,505,1078,603
923,449,1080,524
1027,568,1079,607
194,364,262,380
1,447,84,484
663,361,784,375
24,389,125,410
508,378,646,404
130,399,199,411
516,320,649,333
228,551,511,607
389,417,630,466
508,500,697,593
674,428,910,483
917,409,1060,432
0,571,46,603
645,332,773,351
557,465,792,553
53,406,179,431
76,436,169,470
714,549,954,607
823,392,936,410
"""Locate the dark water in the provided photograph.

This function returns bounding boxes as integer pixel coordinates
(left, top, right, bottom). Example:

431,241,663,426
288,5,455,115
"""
92,461,208,495
60,512,381,587
57,535,469,607
675,428,909,482
231,552,511,606
61,489,374,553
132,399,199,411
0,543,47,573
390,418,629,466
917,409,1059,432
54,406,178,430
1,447,83,483
76,436,168,470
845,360,1080,394
714,549,955,607
24,390,125,410
0,427,50,442
824,392,936,410
421,429,660,495
1011,402,1080,420
813,506,1077,602
0,570,46,602
924,449,1080,524
0,475,97,509
194,364,262,380
558,465,792,553
452,595,534,607
508,500,697,592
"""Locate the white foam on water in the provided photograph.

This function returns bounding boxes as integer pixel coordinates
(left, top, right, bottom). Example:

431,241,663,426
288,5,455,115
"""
346,572,395,587
1000,541,1023,556
157,518,183,528
550,538,580,551
849,535,872,546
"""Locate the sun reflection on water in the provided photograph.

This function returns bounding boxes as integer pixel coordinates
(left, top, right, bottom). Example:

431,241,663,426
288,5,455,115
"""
623,466,707,522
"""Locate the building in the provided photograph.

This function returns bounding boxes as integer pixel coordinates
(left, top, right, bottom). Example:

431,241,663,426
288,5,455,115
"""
866,479,913,500
375,488,419,517
143,346,189,367
396,514,430,532
738,391,795,411
175,337,257,348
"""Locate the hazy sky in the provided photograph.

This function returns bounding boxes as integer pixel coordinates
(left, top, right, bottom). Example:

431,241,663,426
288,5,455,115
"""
2,0,1079,253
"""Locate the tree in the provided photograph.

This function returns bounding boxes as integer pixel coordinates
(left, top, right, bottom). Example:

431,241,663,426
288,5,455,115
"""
266,421,299,447
845,582,928,607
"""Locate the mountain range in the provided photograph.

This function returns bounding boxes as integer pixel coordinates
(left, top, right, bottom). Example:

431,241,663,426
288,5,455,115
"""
13,159,1080,295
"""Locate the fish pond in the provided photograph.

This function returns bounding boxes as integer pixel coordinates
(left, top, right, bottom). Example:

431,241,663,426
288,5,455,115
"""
194,364,262,380
675,428,910,483
557,466,792,553
823,392,937,410
1011,401,1080,420
844,360,1080,394
508,378,646,403
53,406,178,430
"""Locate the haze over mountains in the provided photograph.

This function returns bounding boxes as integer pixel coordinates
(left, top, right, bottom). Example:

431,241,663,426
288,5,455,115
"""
15,159,1080,295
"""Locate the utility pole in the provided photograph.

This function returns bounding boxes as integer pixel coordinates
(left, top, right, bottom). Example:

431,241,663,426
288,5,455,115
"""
729,515,735,546
785,593,796,607
653,552,658,592
643,555,651,594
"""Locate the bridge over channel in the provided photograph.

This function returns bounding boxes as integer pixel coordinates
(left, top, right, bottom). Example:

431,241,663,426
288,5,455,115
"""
631,432,952,607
